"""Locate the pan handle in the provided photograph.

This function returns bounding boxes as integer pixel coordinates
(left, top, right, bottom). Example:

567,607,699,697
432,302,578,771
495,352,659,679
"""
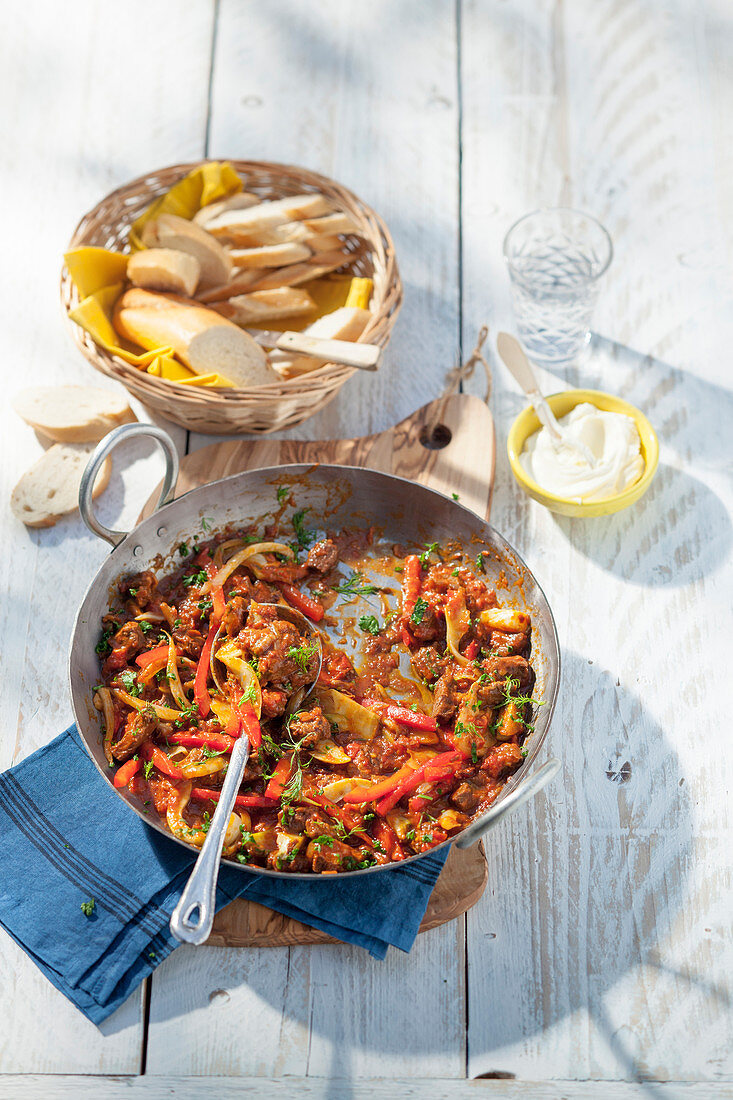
453,757,561,849
79,423,180,547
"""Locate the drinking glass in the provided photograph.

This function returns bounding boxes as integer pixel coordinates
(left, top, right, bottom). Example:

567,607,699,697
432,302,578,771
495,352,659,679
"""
503,207,613,366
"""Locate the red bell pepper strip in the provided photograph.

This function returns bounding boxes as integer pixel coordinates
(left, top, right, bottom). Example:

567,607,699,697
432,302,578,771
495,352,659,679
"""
141,742,183,779
264,754,295,800
360,698,437,732
341,764,415,805
375,752,461,816
113,757,142,788
401,554,422,625
228,681,262,749
190,787,278,811
167,731,234,753
193,583,226,718
373,819,406,861
136,644,169,669
279,582,325,623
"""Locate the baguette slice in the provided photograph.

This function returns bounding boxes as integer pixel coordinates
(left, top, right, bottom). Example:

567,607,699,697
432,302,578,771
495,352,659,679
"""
226,241,313,269
13,386,136,443
11,443,112,528
269,306,371,378
141,214,233,289
193,192,260,227
301,212,361,236
113,289,273,387
210,288,315,326
127,248,201,296
202,194,331,241
197,252,348,304
219,222,310,249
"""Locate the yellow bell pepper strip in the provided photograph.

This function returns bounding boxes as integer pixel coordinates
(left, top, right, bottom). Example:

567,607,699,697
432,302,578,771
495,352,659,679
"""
193,584,226,717
112,688,181,723
165,632,188,710
375,751,462,817
113,757,141,789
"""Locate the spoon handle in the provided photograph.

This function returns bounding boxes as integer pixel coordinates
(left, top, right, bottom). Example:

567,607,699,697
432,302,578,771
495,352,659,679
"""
169,734,251,945
496,332,564,441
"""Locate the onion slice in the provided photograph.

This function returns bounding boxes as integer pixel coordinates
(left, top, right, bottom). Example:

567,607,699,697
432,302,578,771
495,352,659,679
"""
204,542,294,593
93,687,115,767
112,688,182,723
445,591,471,667
215,638,262,718
163,631,189,710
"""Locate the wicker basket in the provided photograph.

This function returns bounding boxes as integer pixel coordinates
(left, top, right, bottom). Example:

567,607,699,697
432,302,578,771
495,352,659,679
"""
60,160,402,434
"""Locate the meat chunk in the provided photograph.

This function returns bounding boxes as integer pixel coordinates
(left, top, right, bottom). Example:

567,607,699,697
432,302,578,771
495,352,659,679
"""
318,650,356,691
287,706,332,750
432,668,460,722
147,774,179,815
111,706,157,761
482,742,523,778
409,602,443,645
104,620,146,672
481,654,533,690
172,626,205,660
261,688,288,718
307,836,368,873
411,644,446,684
222,595,248,637
119,571,157,609
306,538,339,573
489,630,529,656
240,604,317,691
450,779,483,813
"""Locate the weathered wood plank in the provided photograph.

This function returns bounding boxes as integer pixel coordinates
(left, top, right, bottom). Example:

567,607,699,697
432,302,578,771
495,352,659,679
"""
2,1076,732,1099
0,0,211,1073
460,0,733,1084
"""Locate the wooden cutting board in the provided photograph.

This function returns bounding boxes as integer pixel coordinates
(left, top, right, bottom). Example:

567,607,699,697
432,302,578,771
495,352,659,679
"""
142,392,495,947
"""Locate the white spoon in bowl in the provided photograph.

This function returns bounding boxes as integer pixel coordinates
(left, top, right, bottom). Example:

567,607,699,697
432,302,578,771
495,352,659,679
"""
496,332,597,468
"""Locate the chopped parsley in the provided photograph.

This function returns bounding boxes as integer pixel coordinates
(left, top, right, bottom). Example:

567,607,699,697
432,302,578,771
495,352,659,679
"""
140,620,154,635
358,614,381,635
201,812,211,833
95,627,113,656
333,571,376,597
118,670,141,697
312,835,335,851
476,551,485,573
143,760,154,780
419,542,439,567
129,587,138,597
201,517,213,532
471,742,479,765
410,597,429,625
178,543,189,557
183,570,208,588
197,597,213,614
276,486,289,504
452,492,459,501
80,898,96,918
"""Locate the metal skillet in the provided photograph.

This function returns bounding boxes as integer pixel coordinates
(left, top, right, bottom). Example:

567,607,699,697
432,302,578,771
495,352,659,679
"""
71,423,561,896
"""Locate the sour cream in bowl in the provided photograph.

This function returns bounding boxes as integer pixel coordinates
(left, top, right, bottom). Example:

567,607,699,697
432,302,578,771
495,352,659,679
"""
507,389,659,518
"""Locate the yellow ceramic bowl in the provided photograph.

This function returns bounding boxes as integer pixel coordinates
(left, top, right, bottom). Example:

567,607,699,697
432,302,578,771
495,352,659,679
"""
507,389,659,518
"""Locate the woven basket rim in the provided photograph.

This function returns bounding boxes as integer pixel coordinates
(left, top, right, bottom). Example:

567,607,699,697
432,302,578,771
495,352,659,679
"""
60,158,402,412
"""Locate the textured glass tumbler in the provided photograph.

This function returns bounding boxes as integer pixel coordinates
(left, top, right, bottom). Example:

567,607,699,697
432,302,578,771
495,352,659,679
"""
503,208,613,366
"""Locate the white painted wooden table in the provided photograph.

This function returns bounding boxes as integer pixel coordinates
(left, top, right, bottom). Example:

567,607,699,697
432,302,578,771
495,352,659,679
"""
1,2,731,1097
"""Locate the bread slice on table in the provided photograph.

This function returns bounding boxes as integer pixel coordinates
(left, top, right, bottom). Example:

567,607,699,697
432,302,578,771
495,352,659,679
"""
127,248,201,296
113,288,273,387
269,306,371,378
12,386,136,443
11,443,112,528
210,288,315,326
202,193,332,242
141,214,233,289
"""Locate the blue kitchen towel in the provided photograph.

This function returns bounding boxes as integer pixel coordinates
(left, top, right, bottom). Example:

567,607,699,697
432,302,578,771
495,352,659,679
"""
0,725,448,1025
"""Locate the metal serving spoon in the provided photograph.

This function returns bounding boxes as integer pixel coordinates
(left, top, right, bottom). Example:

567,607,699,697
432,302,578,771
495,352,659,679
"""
496,331,597,468
169,603,323,945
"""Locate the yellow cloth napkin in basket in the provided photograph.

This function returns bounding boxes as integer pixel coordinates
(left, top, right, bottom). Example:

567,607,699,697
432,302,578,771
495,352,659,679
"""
64,162,244,388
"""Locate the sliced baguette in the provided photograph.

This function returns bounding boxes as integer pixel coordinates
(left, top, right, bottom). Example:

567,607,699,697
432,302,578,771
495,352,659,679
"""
127,248,201,296
113,289,273,387
210,288,315,326
226,241,313,269
202,193,331,241
218,222,310,249
193,192,260,227
269,306,371,378
141,214,233,289
11,443,112,528
12,386,136,443
301,212,361,236
197,252,349,304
